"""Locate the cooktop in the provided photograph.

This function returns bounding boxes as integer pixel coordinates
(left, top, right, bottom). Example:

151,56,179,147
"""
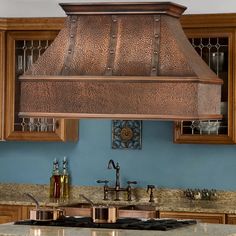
15,217,197,231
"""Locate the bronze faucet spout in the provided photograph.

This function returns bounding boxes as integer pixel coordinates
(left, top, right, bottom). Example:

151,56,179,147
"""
108,159,120,190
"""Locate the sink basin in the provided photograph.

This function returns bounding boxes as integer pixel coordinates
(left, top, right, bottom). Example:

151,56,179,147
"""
61,203,91,217
119,205,156,211
118,205,157,219
61,203,157,219
63,203,91,208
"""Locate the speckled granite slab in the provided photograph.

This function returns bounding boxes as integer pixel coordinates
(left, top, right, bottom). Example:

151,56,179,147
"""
2,223,236,236
1,183,236,214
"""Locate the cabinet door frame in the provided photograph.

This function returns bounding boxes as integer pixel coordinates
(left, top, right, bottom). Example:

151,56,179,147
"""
226,214,236,224
159,211,226,224
5,30,77,141
0,31,5,141
174,28,235,144
0,205,22,224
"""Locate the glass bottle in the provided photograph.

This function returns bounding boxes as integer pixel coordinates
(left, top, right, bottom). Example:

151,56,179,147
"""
49,158,61,199
60,156,70,199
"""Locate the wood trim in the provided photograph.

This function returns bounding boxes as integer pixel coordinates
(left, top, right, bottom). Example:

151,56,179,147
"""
159,211,226,224
0,31,5,141
226,214,236,224
181,13,236,29
0,13,235,31
0,13,236,30
233,30,236,143
174,28,235,144
0,205,22,223
0,18,65,31
0,13,236,31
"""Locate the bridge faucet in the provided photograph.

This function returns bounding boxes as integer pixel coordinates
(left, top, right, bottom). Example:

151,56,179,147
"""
96,159,137,201
108,159,120,190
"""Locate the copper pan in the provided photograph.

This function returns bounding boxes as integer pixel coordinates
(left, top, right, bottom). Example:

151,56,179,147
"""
25,193,64,221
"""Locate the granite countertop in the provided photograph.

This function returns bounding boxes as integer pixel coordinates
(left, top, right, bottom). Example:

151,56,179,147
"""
2,183,236,214
1,223,236,236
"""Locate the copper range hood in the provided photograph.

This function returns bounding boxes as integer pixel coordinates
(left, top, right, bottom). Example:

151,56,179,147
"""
19,2,223,120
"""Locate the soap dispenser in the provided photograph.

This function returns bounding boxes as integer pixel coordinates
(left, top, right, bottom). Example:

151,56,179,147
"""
60,156,70,199
49,158,61,199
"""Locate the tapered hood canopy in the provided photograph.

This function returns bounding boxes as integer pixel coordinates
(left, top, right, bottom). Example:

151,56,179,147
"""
19,2,223,120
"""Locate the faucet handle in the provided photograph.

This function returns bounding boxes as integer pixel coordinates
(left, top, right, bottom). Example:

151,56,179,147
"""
147,185,155,192
97,180,109,186
127,181,137,201
97,180,109,200
147,185,155,203
127,181,137,186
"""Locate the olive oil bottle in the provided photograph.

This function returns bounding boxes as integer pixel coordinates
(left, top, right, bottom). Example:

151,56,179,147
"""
49,158,61,199
60,156,70,199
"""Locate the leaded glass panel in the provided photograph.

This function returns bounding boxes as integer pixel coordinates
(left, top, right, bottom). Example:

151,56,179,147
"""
181,37,228,135
14,40,56,132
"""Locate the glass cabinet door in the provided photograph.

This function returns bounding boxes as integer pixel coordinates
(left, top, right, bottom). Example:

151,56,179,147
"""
5,31,78,141
174,29,234,144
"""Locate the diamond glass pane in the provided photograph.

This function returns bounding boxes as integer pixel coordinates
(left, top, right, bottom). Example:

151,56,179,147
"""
15,39,56,132
181,37,228,135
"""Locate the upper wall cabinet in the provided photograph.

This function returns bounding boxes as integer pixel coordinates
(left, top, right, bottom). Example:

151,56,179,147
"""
174,14,236,144
0,18,78,141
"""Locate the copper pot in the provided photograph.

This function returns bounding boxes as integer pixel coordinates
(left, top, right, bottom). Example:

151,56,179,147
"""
25,193,64,221
29,208,64,221
92,206,116,223
80,194,117,223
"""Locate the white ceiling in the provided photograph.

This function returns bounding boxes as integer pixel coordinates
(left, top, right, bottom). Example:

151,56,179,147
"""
0,0,236,17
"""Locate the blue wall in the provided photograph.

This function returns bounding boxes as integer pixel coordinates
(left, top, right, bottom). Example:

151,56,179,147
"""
0,120,236,190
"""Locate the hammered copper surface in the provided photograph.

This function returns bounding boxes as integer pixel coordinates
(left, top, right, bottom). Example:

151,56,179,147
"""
25,19,70,76
20,2,222,120
20,77,221,120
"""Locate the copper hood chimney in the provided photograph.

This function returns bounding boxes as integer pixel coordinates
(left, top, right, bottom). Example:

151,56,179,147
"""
19,2,223,120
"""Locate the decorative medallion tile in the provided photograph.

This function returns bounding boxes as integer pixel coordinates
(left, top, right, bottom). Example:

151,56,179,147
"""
112,120,142,149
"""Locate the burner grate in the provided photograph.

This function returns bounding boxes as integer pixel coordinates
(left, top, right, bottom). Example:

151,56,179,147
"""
15,217,197,231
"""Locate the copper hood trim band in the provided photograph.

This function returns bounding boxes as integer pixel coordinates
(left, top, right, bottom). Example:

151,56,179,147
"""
18,112,222,121
60,2,187,17
20,76,223,85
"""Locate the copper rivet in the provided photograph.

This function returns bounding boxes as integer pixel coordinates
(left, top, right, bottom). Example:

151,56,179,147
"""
152,67,156,71
110,50,114,54
155,34,159,38
113,19,117,22
68,49,72,54
112,34,116,38
70,34,74,38
154,51,158,54
65,66,68,70
72,19,76,23
107,67,111,70
155,18,160,22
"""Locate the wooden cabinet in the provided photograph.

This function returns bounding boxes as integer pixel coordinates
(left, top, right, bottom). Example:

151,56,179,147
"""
0,18,78,141
226,214,236,224
159,211,225,224
174,14,236,144
0,205,23,224
0,205,35,224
